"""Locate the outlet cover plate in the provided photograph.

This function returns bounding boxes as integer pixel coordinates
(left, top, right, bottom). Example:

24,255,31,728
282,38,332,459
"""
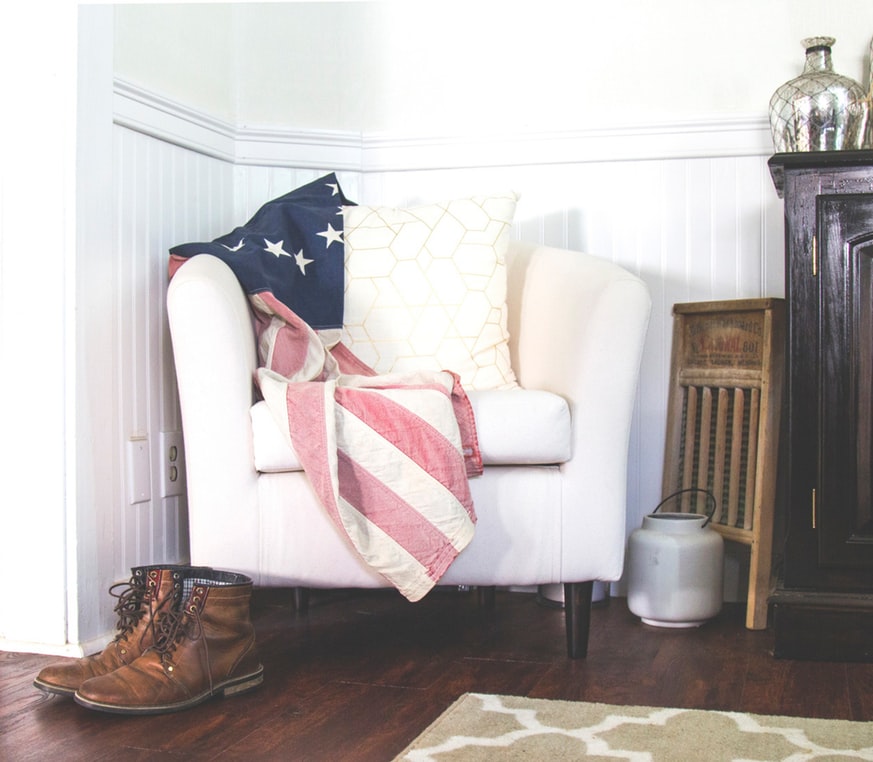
160,431,186,498
126,437,151,505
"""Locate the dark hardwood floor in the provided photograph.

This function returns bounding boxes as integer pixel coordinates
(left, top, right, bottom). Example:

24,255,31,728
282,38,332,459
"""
2,588,872,760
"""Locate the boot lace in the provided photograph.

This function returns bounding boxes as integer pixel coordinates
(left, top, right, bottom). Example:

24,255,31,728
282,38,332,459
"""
107,580,146,642
109,573,181,650
148,591,216,692
151,601,204,663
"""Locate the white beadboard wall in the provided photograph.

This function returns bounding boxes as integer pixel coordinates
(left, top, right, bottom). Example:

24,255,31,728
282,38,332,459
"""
112,126,235,573
115,82,785,592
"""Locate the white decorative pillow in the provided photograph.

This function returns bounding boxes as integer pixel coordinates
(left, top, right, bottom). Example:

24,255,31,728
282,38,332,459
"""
341,192,519,390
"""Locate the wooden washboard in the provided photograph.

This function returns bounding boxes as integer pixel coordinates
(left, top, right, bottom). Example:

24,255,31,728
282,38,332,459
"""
662,299,785,630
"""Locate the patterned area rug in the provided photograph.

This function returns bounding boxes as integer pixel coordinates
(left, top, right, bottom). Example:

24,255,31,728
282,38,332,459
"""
396,693,873,761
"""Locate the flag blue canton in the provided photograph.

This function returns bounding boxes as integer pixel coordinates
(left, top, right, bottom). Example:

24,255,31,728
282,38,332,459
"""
170,173,354,330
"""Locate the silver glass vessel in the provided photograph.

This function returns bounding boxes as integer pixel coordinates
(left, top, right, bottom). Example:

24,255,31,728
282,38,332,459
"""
768,37,870,152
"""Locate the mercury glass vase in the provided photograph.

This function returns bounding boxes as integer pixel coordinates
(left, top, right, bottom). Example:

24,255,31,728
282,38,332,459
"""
768,36,870,152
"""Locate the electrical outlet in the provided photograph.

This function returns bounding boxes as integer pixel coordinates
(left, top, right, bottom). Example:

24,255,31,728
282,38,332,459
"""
160,431,186,498
126,436,151,505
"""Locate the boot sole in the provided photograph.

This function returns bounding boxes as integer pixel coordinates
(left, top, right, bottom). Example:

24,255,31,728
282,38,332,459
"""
33,678,77,698
72,665,264,715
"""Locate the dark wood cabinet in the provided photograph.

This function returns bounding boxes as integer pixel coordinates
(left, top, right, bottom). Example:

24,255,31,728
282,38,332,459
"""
769,151,873,661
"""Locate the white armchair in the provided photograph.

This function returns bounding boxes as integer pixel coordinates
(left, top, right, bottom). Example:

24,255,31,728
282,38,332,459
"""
167,241,650,657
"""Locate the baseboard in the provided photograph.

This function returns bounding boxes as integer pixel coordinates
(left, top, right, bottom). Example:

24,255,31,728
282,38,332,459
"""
0,631,112,658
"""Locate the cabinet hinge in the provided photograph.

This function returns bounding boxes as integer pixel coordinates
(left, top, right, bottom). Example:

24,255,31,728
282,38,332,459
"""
812,234,818,276
811,487,817,529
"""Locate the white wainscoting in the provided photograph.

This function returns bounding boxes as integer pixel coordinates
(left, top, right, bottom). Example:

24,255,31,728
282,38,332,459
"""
112,126,235,573
115,80,785,592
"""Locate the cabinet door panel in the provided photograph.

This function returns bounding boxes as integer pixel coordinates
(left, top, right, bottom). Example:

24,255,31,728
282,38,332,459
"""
819,193,873,570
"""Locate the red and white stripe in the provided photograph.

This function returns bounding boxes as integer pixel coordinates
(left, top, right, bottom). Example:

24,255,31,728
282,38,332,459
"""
253,292,478,601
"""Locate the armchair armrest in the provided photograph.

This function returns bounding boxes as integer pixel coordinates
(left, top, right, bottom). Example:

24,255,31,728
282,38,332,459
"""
505,242,651,581
167,254,261,572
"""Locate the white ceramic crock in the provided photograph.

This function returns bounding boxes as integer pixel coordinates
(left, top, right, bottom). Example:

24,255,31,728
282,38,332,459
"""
627,509,724,628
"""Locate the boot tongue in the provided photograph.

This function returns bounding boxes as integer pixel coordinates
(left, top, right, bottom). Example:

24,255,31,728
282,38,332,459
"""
184,582,210,615
145,568,188,604
144,569,161,602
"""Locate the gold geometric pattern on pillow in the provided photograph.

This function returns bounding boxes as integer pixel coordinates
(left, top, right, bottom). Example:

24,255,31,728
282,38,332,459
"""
342,192,519,390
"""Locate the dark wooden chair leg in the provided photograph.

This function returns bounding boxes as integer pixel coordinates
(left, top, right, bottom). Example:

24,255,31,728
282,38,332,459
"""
293,586,310,614
564,581,594,658
477,585,496,609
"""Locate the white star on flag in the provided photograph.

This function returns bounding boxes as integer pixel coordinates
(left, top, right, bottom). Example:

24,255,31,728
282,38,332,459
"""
317,223,344,247
294,249,314,274
326,182,339,196
223,239,245,252
263,239,292,258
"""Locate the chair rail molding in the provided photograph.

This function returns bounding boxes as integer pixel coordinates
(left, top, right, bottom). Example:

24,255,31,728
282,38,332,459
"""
113,77,773,171
114,78,237,164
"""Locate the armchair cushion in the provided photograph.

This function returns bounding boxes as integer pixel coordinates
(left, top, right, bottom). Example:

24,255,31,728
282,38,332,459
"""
250,387,571,473
341,192,519,390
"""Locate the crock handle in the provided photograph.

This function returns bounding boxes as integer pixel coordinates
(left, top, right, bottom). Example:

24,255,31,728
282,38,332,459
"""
653,488,718,526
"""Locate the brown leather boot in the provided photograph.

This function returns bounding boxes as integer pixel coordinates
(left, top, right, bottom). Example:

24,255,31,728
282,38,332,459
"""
33,566,206,697
74,570,263,714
